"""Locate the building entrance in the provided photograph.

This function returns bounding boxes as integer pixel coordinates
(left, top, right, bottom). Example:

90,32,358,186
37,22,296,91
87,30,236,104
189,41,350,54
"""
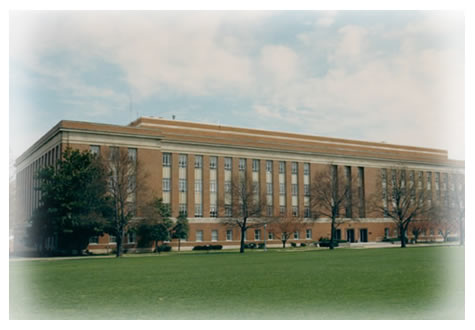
360,229,368,242
346,229,355,242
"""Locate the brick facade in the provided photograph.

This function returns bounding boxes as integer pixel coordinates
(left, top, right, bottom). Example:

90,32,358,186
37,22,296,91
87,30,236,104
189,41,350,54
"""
14,117,464,252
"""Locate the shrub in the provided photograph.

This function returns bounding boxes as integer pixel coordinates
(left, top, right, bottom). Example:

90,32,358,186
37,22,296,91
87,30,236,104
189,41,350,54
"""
290,242,297,247
318,240,339,248
156,244,171,252
244,243,256,249
192,245,223,251
300,243,306,247
258,243,266,249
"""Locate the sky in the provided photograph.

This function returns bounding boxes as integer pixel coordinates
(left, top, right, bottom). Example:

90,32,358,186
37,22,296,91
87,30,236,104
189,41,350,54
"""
9,10,465,162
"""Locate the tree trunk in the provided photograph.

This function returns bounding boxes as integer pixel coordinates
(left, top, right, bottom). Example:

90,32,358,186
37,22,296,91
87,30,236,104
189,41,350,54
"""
116,236,122,257
459,219,464,246
240,227,246,253
282,240,286,249
178,239,181,252
155,241,160,254
400,224,406,248
329,218,335,250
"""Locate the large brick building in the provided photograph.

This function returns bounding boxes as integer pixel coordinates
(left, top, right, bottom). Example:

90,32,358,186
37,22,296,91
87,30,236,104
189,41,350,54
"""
14,117,465,253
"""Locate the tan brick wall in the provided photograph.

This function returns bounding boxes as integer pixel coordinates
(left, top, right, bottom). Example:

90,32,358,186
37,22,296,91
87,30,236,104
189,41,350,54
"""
364,167,380,218
137,148,161,207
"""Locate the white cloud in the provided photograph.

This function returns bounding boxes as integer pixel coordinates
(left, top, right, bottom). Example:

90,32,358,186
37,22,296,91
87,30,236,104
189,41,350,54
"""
316,11,338,27
10,11,465,160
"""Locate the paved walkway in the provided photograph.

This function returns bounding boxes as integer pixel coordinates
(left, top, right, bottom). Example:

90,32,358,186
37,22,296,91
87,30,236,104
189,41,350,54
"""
9,242,462,261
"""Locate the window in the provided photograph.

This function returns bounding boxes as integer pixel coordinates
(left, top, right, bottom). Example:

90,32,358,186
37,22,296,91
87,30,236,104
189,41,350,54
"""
417,171,423,189
212,230,218,241
210,181,217,193
304,207,311,218
89,236,99,244
179,154,187,168
128,148,137,162
291,162,298,174
109,146,119,161
210,205,217,217
225,205,232,217
195,180,202,192
427,172,432,190
266,160,273,172
163,178,171,192
279,183,285,195
224,157,232,170
179,204,187,216
268,232,274,240
226,229,233,241
304,163,310,176
195,204,202,217
306,229,312,240
109,235,116,243
293,231,300,239
279,161,285,174
435,173,440,191
292,184,298,196
128,232,136,243
252,159,260,172
90,145,100,156
195,155,202,168
225,181,231,193
210,156,217,169
267,206,273,216
279,206,286,216
163,153,171,167
267,183,273,195
196,230,203,242
239,158,246,171
334,229,341,240
292,206,298,216
254,229,261,241
179,179,187,192
304,184,310,196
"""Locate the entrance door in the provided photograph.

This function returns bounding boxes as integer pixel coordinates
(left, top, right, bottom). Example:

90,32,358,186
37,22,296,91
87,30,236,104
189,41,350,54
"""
360,229,368,242
346,229,355,243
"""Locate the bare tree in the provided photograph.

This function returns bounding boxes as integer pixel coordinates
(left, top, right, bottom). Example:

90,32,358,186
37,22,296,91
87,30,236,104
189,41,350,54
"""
427,197,452,242
309,165,359,250
220,173,268,253
448,174,465,246
369,168,431,248
409,219,429,244
273,216,305,248
103,147,148,257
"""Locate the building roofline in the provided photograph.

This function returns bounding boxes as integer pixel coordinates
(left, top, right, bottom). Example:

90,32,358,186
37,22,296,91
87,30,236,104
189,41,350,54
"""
129,116,449,156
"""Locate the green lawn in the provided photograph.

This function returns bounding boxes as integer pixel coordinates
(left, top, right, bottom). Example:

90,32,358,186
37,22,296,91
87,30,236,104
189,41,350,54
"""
9,246,464,319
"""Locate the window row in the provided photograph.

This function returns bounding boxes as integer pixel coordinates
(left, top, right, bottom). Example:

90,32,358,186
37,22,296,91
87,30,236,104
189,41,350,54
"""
161,153,311,175
194,229,314,242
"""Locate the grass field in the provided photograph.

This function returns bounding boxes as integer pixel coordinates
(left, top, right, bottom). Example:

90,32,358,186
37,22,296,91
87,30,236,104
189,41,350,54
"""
9,246,464,319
